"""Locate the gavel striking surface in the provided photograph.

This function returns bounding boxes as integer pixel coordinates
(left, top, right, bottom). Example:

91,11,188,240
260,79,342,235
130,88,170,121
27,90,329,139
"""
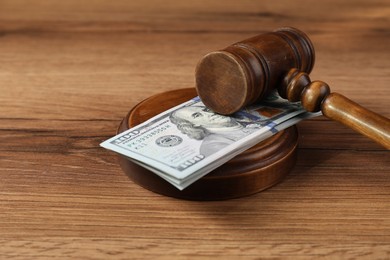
117,88,298,200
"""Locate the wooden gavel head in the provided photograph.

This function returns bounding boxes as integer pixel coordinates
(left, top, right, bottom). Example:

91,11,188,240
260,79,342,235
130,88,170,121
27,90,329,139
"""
195,27,315,115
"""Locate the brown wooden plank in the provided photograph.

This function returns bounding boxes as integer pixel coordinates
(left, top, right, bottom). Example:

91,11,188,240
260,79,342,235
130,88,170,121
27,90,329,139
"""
0,0,389,258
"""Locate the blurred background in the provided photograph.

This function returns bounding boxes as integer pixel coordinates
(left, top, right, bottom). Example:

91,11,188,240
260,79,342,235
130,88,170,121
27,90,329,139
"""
1,0,388,120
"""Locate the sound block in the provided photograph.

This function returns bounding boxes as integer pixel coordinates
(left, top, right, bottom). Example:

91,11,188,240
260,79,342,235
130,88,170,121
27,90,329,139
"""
117,88,298,200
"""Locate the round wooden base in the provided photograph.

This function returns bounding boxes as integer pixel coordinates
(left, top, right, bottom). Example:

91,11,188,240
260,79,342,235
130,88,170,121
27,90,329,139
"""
117,88,298,200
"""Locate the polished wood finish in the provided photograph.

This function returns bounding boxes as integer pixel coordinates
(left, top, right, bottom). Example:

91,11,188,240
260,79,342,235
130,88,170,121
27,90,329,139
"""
196,29,390,148
322,93,390,148
282,68,390,148
119,88,298,200
1,0,389,258
196,27,315,115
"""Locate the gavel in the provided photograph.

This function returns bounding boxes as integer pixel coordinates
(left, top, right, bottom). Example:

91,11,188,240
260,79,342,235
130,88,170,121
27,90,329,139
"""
195,27,390,149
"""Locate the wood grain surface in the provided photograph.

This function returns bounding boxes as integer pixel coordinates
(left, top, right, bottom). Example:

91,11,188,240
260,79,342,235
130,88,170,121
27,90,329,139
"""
1,0,389,259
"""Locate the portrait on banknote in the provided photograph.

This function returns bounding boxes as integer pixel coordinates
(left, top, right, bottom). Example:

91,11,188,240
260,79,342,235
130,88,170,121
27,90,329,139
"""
169,105,265,156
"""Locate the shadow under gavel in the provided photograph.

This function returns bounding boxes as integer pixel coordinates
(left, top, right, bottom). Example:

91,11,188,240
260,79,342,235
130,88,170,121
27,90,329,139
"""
195,27,390,149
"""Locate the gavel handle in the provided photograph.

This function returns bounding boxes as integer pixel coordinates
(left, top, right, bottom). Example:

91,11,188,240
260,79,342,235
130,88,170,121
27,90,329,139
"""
322,93,390,149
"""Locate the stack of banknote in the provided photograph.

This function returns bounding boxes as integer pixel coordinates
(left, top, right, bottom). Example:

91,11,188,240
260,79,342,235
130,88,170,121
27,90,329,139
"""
101,91,320,190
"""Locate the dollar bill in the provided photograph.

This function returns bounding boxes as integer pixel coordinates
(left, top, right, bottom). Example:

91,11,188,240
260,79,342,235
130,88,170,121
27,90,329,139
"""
101,91,320,190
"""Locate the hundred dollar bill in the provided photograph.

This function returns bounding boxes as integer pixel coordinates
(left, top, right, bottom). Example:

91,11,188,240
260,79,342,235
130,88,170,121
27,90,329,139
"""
101,91,320,190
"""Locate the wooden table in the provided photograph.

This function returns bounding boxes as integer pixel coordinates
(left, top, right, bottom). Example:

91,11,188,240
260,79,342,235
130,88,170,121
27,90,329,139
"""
1,1,389,258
